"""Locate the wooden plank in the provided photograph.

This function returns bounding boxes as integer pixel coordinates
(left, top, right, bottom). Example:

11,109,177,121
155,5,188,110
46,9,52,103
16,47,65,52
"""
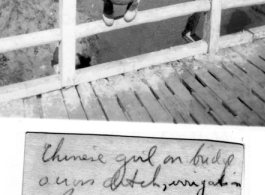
0,75,61,103
0,29,61,54
218,31,253,50
62,87,87,120
0,99,25,118
221,59,265,102
125,72,174,123
91,79,128,121
158,66,218,125
232,43,265,73
223,0,265,9
209,110,225,125
219,48,265,88
59,0,76,86
191,91,211,113
75,41,208,85
108,75,152,122
249,25,265,40
245,40,265,65
140,68,193,124
23,96,40,118
193,66,265,126
203,0,221,53
204,62,265,122
0,41,208,104
181,70,241,125
253,39,265,62
41,90,68,119
76,83,106,121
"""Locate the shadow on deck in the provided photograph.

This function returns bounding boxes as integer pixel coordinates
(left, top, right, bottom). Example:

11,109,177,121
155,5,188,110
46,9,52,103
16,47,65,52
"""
1,39,265,126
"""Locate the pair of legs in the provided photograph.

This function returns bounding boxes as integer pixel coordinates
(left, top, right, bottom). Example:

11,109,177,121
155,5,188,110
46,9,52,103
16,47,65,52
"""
102,0,141,26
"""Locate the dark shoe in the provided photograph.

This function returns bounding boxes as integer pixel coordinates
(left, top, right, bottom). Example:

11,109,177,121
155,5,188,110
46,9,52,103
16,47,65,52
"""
124,2,139,22
103,1,114,26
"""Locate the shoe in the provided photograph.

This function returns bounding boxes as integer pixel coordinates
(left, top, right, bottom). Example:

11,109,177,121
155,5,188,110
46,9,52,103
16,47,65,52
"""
102,13,114,26
124,2,139,22
103,1,114,26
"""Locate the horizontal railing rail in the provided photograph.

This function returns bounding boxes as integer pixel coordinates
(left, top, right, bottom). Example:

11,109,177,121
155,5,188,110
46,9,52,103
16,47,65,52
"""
0,0,265,103
222,0,265,9
0,1,211,54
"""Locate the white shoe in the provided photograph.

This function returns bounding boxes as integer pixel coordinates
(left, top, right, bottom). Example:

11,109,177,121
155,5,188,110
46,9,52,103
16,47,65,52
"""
124,2,139,22
103,13,114,26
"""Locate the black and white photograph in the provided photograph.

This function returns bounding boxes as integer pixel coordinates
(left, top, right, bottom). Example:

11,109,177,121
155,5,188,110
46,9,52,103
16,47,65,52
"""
0,0,265,125
0,0,265,194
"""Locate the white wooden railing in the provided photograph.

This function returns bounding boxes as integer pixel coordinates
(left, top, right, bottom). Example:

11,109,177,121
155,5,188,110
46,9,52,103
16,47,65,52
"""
0,0,265,102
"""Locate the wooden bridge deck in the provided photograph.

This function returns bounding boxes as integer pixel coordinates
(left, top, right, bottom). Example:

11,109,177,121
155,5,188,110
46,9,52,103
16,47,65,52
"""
1,39,265,126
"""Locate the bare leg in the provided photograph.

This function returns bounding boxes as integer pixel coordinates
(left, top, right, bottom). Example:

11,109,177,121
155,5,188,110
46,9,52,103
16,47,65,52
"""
124,0,141,22
102,0,114,26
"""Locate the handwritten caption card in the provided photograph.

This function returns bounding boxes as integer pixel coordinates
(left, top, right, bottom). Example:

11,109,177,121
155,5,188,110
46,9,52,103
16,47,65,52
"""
23,133,244,195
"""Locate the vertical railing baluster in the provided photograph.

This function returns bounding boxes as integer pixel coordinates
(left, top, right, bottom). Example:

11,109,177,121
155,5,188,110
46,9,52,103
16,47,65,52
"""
59,0,77,87
203,0,222,53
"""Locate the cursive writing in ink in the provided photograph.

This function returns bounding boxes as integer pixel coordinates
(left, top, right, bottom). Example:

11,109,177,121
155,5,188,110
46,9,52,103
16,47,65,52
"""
163,179,199,191
190,144,209,166
103,146,160,191
163,179,205,195
211,149,221,164
208,154,234,187
190,144,234,167
164,155,182,164
197,180,206,195
42,138,106,164
39,176,94,195
231,182,241,187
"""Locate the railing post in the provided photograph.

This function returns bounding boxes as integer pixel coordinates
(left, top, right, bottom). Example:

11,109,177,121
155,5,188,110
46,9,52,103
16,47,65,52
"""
203,0,222,53
59,0,77,87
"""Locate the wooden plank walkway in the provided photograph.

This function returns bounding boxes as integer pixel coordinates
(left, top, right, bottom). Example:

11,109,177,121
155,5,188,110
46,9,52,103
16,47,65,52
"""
1,39,265,126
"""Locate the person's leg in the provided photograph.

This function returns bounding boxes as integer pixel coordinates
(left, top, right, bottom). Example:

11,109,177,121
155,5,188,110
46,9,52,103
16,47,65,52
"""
124,0,140,22
102,0,114,26
182,13,201,37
